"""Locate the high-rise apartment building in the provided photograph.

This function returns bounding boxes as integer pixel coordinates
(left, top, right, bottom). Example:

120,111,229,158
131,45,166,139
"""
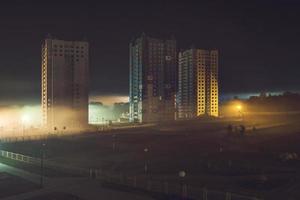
178,49,218,118
41,37,89,129
129,33,177,123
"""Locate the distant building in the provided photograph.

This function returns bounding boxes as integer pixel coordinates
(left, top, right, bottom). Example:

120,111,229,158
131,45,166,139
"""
89,102,129,124
41,37,89,130
129,33,177,123
113,102,129,120
88,102,104,124
177,48,219,118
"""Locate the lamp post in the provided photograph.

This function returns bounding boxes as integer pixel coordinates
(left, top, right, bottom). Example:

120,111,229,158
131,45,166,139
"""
179,170,187,199
62,126,66,135
21,114,30,139
40,142,46,188
22,123,25,140
236,104,244,120
144,148,148,174
236,105,241,115
102,118,104,130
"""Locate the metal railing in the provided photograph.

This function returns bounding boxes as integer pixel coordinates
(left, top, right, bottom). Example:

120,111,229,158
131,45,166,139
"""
0,134,52,143
0,150,262,200
0,150,89,176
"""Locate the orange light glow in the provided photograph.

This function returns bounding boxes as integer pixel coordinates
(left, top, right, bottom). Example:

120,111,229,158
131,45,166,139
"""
0,105,41,138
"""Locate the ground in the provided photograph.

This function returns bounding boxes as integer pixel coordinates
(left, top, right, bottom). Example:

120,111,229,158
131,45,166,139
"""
1,112,300,199
23,193,84,200
0,172,38,198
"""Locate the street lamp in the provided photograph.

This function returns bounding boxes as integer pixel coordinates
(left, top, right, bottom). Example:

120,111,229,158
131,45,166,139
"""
102,118,105,130
53,127,57,135
144,148,148,174
62,126,66,135
236,104,242,112
40,142,46,188
21,114,30,124
236,104,243,119
179,170,187,199
21,114,30,139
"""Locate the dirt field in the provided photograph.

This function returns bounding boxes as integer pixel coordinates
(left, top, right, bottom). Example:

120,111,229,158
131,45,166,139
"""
0,172,38,198
2,113,300,199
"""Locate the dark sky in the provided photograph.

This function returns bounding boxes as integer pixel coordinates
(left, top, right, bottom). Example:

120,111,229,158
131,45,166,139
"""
0,0,300,105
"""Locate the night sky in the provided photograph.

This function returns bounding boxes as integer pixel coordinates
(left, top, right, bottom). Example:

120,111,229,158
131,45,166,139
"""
0,0,300,105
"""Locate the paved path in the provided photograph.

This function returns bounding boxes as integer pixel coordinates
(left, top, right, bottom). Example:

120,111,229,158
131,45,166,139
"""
0,163,154,200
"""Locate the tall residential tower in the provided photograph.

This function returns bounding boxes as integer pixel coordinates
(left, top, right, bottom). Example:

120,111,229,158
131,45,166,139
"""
41,37,89,130
129,34,177,123
178,49,219,118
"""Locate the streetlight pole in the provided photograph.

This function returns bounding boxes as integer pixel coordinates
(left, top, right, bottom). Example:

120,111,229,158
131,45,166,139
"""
179,171,187,199
236,105,244,121
62,126,66,135
21,115,29,140
22,123,25,141
102,118,104,131
40,142,46,188
144,148,148,174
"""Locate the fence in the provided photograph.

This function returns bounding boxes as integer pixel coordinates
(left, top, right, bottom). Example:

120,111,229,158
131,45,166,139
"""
0,150,262,200
0,134,56,143
90,168,262,200
0,150,39,164
0,150,89,176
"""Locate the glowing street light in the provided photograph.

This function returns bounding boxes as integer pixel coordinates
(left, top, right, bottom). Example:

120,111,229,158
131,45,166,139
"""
235,104,244,120
21,114,31,139
21,114,30,124
236,104,242,112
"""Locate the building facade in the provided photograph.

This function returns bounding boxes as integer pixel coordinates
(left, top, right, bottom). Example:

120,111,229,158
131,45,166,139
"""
129,33,177,123
178,49,218,118
41,37,89,130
